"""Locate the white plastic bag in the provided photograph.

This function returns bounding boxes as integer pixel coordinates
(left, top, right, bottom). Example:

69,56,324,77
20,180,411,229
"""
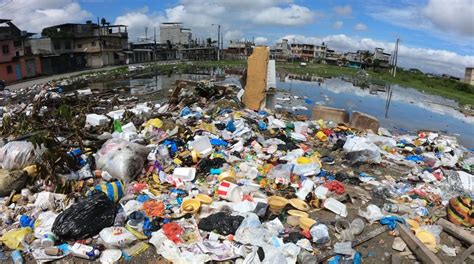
343,136,381,163
95,139,149,182
0,141,43,170
99,227,136,249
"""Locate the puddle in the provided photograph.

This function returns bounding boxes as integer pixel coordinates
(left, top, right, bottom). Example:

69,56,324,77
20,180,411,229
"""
277,77,474,148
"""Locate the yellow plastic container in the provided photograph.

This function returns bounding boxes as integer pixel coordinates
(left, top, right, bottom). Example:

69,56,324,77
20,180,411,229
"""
316,131,328,141
181,199,201,214
288,210,309,218
268,196,289,212
299,217,317,231
289,198,310,211
196,194,213,204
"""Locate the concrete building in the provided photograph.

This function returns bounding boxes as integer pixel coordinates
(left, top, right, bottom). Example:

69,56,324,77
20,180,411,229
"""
41,21,128,68
464,67,474,85
373,48,391,68
290,43,315,62
313,43,327,61
159,23,191,46
272,39,291,61
0,19,41,83
224,40,254,60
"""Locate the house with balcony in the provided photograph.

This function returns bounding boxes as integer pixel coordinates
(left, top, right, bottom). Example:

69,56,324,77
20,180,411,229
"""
38,20,128,69
0,19,41,83
373,47,391,68
290,43,315,62
313,43,327,62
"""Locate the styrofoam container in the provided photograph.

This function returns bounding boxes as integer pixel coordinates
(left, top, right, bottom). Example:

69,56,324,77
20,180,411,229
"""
172,167,196,182
189,136,213,156
86,114,109,126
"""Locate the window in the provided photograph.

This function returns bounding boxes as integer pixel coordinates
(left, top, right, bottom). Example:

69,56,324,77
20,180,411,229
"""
91,41,96,47
53,41,60,50
2,45,9,54
6,65,12,74
65,42,71,49
77,43,82,48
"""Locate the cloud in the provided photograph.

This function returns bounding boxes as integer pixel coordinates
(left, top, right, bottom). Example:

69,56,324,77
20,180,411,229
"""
253,4,315,26
281,34,474,77
333,5,352,16
353,23,368,31
115,9,165,41
255,36,268,44
333,21,343,29
368,0,474,43
422,0,474,36
115,1,319,43
224,30,244,41
0,0,91,33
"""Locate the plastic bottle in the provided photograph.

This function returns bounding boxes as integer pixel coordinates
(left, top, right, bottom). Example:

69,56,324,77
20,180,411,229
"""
11,250,23,264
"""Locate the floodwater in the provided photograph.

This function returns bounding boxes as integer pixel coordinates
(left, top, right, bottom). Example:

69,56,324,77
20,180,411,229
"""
277,77,474,148
90,70,474,148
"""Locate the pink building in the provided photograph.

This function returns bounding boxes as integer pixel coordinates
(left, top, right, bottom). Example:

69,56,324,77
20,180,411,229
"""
0,19,41,84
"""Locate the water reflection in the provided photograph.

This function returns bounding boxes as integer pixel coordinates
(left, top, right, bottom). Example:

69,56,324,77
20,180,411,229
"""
278,76,474,147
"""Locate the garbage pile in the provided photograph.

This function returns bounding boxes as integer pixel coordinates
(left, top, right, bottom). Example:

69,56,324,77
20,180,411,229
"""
0,76,473,264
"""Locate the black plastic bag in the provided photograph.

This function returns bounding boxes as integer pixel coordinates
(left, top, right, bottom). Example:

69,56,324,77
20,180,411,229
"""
198,212,244,235
52,191,117,241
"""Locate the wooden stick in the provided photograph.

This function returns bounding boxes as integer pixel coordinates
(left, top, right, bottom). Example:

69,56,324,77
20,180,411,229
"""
437,218,474,245
397,224,442,264
453,244,474,264
315,225,389,262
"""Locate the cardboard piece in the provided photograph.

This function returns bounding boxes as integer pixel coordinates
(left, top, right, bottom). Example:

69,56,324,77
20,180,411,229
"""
243,47,269,110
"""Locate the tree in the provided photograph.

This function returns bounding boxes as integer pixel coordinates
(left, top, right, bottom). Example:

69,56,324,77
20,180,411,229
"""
373,59,380,72
101,18,107,26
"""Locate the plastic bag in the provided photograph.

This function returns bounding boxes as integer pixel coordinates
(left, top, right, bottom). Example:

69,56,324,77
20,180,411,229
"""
52,191,117,241
0,227,33,250
0,141,43,170
99,227,137,249
95,138,149,182
198,212,244,235
343,136,381,163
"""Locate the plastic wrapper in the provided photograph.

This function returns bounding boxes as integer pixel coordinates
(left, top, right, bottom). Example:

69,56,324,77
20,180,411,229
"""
99,227,137,249
52,191,117,241
0,141,43,170
0,227,33,250
343,136,381,163
95,138,150,182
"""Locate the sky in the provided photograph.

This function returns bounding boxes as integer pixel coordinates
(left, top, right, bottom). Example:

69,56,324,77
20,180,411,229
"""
0,0,473,77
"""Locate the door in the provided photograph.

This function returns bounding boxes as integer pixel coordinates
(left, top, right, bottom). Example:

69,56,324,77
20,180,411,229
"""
15,64,22,80
26,60,36,77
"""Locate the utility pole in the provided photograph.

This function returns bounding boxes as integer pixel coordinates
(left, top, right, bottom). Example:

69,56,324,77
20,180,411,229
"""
97,17,104,67
217,24,221,61
391,38,400,77
153,27,156,61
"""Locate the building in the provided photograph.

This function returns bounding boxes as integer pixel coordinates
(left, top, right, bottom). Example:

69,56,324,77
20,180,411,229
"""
272,39,291,61
160,23,191,46
40,20,128,69
313,43,327,61
464,67,474,85
224,40,254,60
373,48,391,68
290,43,315,62
0,19,41,83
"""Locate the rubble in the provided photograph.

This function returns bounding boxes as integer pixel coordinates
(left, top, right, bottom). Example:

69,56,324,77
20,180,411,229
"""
0,60,472,264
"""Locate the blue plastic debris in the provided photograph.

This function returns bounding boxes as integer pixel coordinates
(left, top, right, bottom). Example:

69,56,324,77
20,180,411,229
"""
380,216,406,230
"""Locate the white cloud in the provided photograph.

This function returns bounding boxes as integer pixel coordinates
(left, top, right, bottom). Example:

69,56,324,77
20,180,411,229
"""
253,4,315,26
333,5,352,16
333,21,344,29
353,23,368,31
369,0,474,44
255,36,268,44
281,34,474,77
224,30,244,41
0,0,91,33
115,1,318,43
115,9,165,41
422,0,474,36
